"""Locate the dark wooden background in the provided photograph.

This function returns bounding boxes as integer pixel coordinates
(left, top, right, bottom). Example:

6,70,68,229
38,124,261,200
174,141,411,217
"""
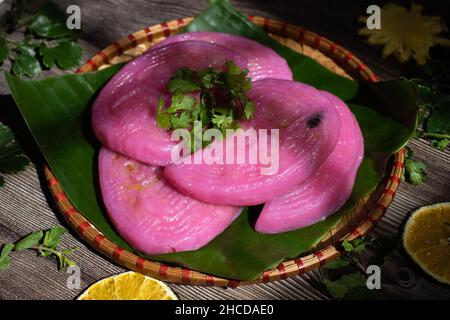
0,0,449,300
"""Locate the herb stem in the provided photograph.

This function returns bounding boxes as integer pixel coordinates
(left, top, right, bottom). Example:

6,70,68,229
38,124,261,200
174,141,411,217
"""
30,245,62,256
422,132,450,139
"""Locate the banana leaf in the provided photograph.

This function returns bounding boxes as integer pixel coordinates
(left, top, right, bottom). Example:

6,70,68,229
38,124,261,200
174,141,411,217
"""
4,0,418,280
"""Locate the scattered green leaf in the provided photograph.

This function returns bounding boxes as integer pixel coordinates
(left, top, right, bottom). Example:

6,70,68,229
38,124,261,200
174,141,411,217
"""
28,2,77,39
412,59,450,149
0,227,77,271
43,226,67,248
40,40,82,69
0,1,83,77
12,51,42,77
0,243,14,271
403,147,427,185
324,273,367,300
0,122,30,187
14,231,44,250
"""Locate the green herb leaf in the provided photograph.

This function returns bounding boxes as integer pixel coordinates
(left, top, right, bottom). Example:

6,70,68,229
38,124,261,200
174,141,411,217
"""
431,138,450,151
165,94,197,113
43,226,67,249
28,2,77,39
324,273,367,300
427,104,450,134
170,112,192,128
40,40,82,69
0,122,30,186
404,148,427,185
0,36,8,63
14,231,44,251
243,101,254,120
155,98,172,130
212,113,233,130
0,243,14,271
341,240,354,252
12,51,42,77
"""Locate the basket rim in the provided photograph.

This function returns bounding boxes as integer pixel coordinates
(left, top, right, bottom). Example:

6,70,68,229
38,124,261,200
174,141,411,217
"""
44,16,404,287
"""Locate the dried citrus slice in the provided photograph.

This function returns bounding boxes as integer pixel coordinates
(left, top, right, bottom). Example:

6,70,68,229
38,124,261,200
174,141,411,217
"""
77,271,178,300
403,202,450,285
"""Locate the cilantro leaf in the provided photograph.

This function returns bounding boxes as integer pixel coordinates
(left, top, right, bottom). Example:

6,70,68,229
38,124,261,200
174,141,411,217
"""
43,226,66,249
155,97,172,130
14,231,44,251
212,113,233,130
431,138,450,150
165,94,197,113
40,40,82,69
12,49,42,77
171,112,191,128
0,226,77,271
156,61,253,140
28,2,78,39
0,122,30,186
244,101,255,120
324,273,367,300
427,104,450,134
0,243,14,271
403,148,427,185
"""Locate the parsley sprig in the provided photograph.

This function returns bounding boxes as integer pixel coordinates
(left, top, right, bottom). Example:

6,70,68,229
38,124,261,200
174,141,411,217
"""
412,59,450,151
322,236,398,300
0,1,83,77
156,61,255,133
403,147,427,185
0,226,78,271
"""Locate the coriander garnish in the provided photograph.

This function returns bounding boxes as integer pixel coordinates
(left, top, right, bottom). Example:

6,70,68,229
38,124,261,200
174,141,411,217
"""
156,60,255,133
0,226,78,271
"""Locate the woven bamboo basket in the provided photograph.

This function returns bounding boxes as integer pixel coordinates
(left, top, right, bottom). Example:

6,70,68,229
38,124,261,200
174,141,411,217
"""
44,16,404,287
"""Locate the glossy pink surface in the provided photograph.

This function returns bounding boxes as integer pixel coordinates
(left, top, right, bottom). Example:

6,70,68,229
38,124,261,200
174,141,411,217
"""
256,92,364,233
152,31,292,81
164,80,341,206
92,41,246,166
98,147,241,254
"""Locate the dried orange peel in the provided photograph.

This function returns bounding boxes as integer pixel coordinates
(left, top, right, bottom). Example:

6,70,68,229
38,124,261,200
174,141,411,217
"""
358,3,450,65
77,271,178,300
403,202,450,285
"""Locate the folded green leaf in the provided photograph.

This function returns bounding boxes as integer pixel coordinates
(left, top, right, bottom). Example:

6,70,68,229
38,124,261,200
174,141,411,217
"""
0,243,14,271
14,231,44,251
43,226,67,248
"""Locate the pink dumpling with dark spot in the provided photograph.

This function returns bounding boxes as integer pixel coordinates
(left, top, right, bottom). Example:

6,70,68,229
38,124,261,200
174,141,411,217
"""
164,79,341,206
256,91,364,233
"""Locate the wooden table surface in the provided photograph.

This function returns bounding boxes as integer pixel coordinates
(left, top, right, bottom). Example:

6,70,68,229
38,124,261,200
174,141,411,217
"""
0,0,449,300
